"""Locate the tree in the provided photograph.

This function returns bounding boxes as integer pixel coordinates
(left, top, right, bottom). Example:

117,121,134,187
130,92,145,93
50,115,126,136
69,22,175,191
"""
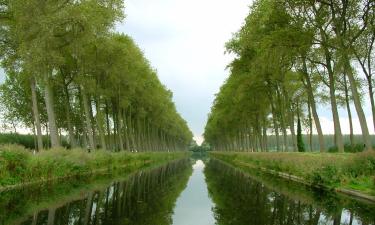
205,0,373,152
0,0,193,151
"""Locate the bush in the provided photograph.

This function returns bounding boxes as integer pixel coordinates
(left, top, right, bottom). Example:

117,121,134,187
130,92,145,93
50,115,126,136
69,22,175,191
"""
346,151,375,177
328,145,338,153
0,145,31,185
328,143,366,153
310,165,341,187
0,133,69,149
0,134,35,149
344,143,365,153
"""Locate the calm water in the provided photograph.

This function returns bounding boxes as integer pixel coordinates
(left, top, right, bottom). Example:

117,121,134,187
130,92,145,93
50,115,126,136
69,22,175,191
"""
0,158,374,225
172,160,215,225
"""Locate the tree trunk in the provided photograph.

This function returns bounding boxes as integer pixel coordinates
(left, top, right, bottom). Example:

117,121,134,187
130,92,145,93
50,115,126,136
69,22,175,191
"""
302,58,325,152
123,110,130,151
368,77,375,133
343,74,354,145
43,73,60,148
321,44,344,152
81,88,95,150
95,98,106,150
308,98,313,152
329,73,344,152
117,107,124,151
63,83,76,148
104,101,111,149
331,2,372,152
289,106,297,151
343,56,372,151
30,77,43,151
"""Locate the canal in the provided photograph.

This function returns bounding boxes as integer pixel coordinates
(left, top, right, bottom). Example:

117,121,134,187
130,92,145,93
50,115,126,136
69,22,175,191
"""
0,158,374,225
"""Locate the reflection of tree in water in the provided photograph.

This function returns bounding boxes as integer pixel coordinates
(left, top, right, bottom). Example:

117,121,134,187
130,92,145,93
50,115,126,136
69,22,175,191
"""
205,159,375,225
9,159,191,225
190,151,210,163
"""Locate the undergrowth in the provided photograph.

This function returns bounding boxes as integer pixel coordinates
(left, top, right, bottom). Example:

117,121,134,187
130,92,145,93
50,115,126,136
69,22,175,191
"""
211,151,375,195
0,144,187,187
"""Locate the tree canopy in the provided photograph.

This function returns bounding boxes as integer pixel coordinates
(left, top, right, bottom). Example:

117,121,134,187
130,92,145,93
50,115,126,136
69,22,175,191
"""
0,0,192,151
204,0,374,152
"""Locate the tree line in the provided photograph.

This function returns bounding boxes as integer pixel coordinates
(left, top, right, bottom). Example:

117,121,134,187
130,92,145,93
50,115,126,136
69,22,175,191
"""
204,0,374,152
0,0,192,151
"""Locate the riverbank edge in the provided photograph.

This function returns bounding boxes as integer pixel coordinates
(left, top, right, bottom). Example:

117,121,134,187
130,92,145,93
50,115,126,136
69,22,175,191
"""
0,151,189,193
5,158,191,225
210,153,375,203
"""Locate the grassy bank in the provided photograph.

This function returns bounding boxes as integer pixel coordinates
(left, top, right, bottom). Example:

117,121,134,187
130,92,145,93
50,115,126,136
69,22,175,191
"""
0,144,188,190
1,159,192,225
210,151,375,198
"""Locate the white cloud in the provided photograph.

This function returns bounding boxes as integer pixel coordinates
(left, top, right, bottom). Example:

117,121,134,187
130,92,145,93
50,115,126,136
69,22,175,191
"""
3,0,373,146
117,0,252,143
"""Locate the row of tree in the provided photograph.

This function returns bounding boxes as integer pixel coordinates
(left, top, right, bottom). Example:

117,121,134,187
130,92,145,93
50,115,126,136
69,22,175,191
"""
204,0,374,152
0,0,192,151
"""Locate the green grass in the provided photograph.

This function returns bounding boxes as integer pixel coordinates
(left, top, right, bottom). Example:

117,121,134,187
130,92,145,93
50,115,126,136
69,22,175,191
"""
210,151,375,196
0,144,188,188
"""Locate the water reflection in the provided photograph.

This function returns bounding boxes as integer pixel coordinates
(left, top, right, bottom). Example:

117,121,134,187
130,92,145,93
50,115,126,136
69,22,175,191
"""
2,158,375,225
1,159,191,225
205,159,375,225
172,160,215,225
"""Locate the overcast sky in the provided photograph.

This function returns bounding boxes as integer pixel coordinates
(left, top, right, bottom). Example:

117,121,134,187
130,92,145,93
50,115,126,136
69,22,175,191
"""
1,0,374,144
116,0,252,144
116,0,374,144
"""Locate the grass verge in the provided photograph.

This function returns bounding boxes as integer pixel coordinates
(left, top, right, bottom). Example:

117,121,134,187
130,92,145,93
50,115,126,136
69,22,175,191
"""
210,151,375,199
0,144,188,190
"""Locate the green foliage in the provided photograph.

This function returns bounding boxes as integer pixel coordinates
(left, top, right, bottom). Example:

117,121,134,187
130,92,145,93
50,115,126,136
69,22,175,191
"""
0,133,69,149
205,159,375,225
297,116,305,152
204,0,375,153
328,143,367,153
0,159,192,225
0,145,30,185
189,141,211,152
310,165,341,187
0,133,36,149
328,146,339,153
0,145,188,187
344,144,366,153
0,0,192,151
211,152,375,195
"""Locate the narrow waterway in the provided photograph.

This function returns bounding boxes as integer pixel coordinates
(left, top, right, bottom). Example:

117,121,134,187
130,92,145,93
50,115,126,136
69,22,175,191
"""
172,160,215,225
0,157,374,225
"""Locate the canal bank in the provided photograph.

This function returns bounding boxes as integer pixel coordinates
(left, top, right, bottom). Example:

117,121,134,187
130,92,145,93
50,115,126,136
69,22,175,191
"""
205,159,375,225
0,145,188,192
210,151,375,202
0,158,192,225
1,156,375,225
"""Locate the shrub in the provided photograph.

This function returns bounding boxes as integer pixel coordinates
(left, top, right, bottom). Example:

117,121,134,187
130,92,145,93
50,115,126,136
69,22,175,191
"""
310,165,341,187
328,146,338,153
0,145,31,185
348,151,375,176
328,144,366,153
0,133,70,149
344,143,365,153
